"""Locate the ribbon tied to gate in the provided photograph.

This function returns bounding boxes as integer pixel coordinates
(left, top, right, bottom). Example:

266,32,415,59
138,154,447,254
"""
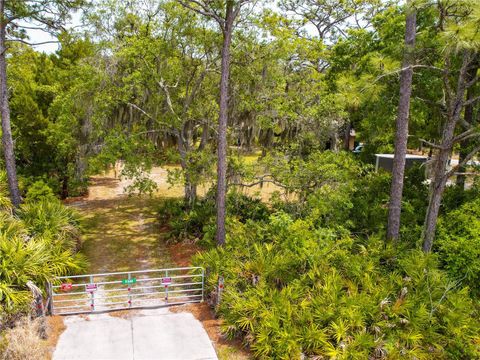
60,283,73,292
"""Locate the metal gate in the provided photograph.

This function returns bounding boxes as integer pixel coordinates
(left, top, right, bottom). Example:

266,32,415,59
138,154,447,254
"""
48,267,204,315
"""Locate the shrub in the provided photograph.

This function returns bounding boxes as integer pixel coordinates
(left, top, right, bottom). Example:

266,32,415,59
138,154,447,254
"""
17,200,82,250
350,164,428,242
194,215,480,359
0,172,12,212
24,180,57,203
157,196,215,243
436,198,480,295
441,181,480,213
0,222,87,315
350,170,390,234
0,318,48,360
227,191,270,224
0,195,87,322
157,191,270,246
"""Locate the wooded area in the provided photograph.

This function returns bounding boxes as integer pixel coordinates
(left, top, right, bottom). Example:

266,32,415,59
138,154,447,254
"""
1,0,480,359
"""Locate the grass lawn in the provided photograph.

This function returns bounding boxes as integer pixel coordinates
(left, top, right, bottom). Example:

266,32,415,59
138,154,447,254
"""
79,196,174,273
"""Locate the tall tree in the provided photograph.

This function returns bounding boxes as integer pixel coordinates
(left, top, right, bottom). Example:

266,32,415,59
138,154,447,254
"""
0,0,85,207
456,60,479,189
419,0,480,252
279,0,383,41
0,0,20,207
386,0,416,241
422,50,480,252
179,0,255,246
88,0,220,204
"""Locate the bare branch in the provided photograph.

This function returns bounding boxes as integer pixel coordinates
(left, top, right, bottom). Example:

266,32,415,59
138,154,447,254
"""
452,128,480,143
363,64,444,91
157,77,180,121
466,74,478,88
446,144,480,178
178,0,225,30
127,103,175,130
463,95,480,107
127,102,154,120
420,139,444,149
6,38,59,46
458,117,472,130
229,174,289,189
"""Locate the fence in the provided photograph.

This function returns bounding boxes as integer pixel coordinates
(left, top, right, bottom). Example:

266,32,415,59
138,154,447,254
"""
48,267,204,315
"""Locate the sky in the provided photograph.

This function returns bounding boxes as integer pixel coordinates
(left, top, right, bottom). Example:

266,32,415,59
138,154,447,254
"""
22,11,83,53
23,1,330,54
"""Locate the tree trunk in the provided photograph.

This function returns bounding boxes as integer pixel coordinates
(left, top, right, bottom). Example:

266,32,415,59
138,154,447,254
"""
422,150,449,252
216,3,235,247
456,141,468,190
176,127,197,207
422,51,472,252
0,4,21,208
61,174,69,199
184,176,197,207
261,128,273,157
198,121,209,151
344,122,352,151
330,131,339,152
386,2,416,241
456,64,478,189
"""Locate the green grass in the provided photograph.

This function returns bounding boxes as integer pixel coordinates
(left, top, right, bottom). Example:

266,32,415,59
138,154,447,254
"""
241,151,262,166
78,196,174,273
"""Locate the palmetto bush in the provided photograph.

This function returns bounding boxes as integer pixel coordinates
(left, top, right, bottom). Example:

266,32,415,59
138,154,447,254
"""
0,172,12,213
195,214,480,359
18,199,82,250
0,174,87,319
0,230,87,314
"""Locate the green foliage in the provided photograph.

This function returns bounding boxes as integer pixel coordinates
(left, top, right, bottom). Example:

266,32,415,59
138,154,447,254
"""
17,200,82,250
195,217,480,359
261,150,363,230
7,39,97,198
0,172,12,212
264,150,361,199
442,181,480,213
158,191,270,246
24,180,57,203
350,164,428,242
437,197,480,295
0,186,87,319
350,170,390,234
0,228,86,315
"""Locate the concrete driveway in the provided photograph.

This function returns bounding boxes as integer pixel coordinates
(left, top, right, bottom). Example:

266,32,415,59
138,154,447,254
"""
53,308,218,360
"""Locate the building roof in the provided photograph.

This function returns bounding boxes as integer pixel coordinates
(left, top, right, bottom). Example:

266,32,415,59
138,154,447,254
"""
375,154,427,160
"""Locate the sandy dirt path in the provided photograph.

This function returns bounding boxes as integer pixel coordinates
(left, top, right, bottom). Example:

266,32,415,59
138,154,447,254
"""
68,167,184,273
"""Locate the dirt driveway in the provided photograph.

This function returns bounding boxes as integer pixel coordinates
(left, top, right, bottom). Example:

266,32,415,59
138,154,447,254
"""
54,169,218,360
68,167,185,273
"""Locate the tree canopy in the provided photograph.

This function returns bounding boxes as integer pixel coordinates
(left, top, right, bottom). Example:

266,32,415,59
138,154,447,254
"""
1,0,480,357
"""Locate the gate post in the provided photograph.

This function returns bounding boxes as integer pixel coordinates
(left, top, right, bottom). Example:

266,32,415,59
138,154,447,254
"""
128,272,132,308
201,268,205,302
89,275,95,312
26,281,47,339
164,270,169,303
46,282,54,315
217,276,224,306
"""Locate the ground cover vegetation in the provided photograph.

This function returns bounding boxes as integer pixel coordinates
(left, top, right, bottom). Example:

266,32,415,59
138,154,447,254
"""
0,174,87,326
1,0,480,358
